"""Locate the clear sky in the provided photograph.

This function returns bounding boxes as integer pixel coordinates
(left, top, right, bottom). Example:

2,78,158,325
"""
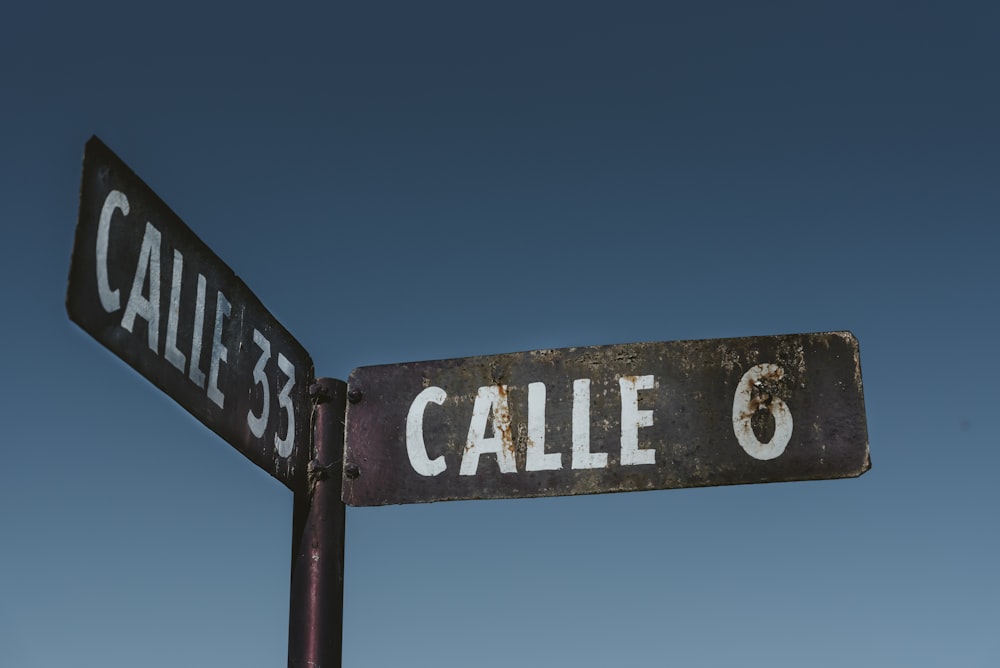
2,2,998,666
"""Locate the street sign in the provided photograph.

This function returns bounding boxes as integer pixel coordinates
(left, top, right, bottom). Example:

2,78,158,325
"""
67,137,315,490
343,331,869,505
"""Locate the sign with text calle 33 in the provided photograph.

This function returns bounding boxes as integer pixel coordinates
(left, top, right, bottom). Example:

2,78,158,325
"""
67,137,314,490
343,332,870,505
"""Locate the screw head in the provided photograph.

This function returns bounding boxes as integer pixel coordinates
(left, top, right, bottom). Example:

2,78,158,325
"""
344,463,361,479
308,382,331,401
347,388,363,404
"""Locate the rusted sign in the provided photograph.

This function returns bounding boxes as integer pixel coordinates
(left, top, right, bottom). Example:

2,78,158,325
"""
67,137,314,490
343,331,869,506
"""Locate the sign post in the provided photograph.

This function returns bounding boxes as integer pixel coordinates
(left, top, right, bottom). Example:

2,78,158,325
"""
342,331,869,506
289,378,347,668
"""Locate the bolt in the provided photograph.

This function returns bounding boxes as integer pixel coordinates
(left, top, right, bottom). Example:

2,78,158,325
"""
344,463,361,479
347,388,363,404
308,382,331,402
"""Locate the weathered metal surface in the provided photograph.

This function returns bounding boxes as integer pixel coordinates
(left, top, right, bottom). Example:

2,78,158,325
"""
343,331,869,506
67,137,314,491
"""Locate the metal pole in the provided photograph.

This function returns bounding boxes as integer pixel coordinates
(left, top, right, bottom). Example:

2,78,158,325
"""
289,377,347,667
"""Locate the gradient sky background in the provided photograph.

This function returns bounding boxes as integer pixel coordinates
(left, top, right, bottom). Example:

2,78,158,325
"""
2,2,998,666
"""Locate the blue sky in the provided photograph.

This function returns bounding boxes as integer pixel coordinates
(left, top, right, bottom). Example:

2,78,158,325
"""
2,2,998,666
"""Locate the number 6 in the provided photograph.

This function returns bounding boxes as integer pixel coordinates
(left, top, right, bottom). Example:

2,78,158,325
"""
732,363,793,461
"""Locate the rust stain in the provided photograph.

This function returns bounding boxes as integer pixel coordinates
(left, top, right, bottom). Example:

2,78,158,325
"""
495,383,515,460
516,421,529,460
740,366,785,422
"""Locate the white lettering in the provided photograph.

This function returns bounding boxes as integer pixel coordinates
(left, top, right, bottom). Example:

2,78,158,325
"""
571,378,606,469
406,386,448,476
732,364,793,461
188,274,207,388
620,375,655,465
120,222,161,353
96,190,128,313
461,385,516,475
410,374,664,477
164,250,187,372
207,291,230,409
275,353,295,457
247,329,271,438
526,382,562,471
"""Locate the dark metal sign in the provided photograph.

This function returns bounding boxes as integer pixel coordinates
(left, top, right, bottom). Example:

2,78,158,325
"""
67,137,314,490
343,331,869,506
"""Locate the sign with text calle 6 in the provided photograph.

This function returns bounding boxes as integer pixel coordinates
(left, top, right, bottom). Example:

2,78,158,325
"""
343,332,869,505
67,137,314,490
